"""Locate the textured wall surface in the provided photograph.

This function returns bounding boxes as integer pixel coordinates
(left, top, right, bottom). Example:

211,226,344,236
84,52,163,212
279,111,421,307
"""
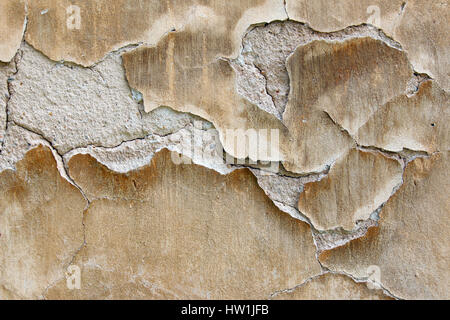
0,0,448,300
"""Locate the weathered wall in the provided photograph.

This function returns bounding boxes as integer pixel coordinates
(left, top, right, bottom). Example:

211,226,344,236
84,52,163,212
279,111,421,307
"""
0,0,448,300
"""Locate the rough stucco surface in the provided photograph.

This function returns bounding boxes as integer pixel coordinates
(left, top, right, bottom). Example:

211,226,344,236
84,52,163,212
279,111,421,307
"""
0,0,449,300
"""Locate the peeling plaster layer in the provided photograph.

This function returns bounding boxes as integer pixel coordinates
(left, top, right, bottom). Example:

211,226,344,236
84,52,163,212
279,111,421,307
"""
0,123,50,172
289,38,411,137
26,0,286,66
0,146,86,299
42,149,321,299
1,101,298,225
285,0,450,91
0,0,26,62
0,2,448,300
298,149,403,231
273,273,392,300
281,36,411,173
285,0,405,34
123,39,287,163
356,80,450,154
28,0,449,91
234,21,403,118
393,0,450,91
320,152,450,300
124,33,415,174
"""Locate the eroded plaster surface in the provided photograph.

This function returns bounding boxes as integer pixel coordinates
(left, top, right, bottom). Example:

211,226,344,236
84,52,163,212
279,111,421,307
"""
8,43,196,154
0,0,448,300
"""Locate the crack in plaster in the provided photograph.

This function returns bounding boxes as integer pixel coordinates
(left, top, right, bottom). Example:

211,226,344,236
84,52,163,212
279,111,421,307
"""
10,121,90,205
269,268,403,300
1,52,21,154
234,21,404,118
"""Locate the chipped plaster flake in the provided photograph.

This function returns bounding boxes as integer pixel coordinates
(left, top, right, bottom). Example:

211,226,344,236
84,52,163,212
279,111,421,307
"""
282,37,412,138
42,149,321,299
0,0,26,63
0,62,15,145
320,152,450,299
357,80,450,154
26,0,286,67
394,0,450,91
313,218,379,253
123,42,287,165
8,43,192,154
285,0,450,91
0,146,86,299
298,149,403,231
